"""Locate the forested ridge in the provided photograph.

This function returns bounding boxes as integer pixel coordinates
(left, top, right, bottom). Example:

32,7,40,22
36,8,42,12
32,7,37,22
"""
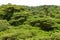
0,3,60,40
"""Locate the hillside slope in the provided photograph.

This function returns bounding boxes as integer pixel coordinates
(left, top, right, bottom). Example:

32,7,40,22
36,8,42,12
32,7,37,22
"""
0,4,60,40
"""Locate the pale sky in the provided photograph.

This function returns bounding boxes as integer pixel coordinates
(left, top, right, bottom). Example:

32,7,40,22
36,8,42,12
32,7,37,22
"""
0,0,60,6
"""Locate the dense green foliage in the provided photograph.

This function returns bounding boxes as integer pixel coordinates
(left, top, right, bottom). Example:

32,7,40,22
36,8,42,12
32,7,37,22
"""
0,3,60,40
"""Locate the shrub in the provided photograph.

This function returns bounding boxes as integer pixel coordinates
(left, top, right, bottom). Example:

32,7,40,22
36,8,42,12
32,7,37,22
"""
40,18,56,31
9,17,27,26
3,7,15,21
0,20,10,31
30,18,56,31
51,32,60,40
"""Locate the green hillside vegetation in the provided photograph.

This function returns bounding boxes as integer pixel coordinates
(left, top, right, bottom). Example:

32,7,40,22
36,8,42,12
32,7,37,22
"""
0,3,60,40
